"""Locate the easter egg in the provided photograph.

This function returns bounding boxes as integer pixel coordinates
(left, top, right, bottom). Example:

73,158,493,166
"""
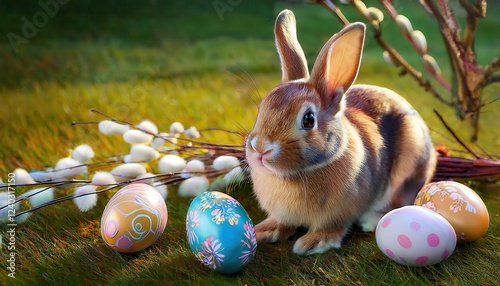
376,205,456,266
186,191,257,274
415,181,489,242
101,183,168,253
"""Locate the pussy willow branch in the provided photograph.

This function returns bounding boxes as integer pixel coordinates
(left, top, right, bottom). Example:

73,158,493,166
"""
88,109,244,149
1,111,247,216
2,138,246,217
315,0,349,25
4,162,238,217
378,0,451,91
420,1,470,92
316,0,452,105
14,184,122,217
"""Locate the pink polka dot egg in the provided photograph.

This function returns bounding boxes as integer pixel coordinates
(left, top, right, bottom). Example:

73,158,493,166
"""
375,205,456,266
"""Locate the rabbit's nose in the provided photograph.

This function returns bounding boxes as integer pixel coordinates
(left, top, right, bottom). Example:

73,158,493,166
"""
249,135,274,154
248,136,259,152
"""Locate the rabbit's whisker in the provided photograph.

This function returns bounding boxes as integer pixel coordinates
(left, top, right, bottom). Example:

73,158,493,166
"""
224,66,261,109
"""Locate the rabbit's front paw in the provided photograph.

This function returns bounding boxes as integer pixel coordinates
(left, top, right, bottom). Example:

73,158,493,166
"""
292,227,347,255
255,218,296,243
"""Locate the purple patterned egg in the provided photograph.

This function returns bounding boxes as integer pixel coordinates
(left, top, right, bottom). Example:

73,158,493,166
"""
376,205,456,266
186,191,257,274
101,183,168,253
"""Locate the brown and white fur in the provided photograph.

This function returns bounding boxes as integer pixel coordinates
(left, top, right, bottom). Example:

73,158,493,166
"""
245,10,436,255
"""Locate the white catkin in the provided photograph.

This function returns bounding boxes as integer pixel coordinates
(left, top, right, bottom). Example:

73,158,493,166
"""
29,171,53,182
169,122,184,137
411,30,427,54
395,14,413,36
73,185,98,212
181,159,205,178
123,155,134,163
13,168,36,185
136,120,159,135
110,163,147,183
123,130,154,145
178,176,209,198
0,192,19,222
365,7,384,23
184,126,200,139
151,133,167,150
24,187,55,208
151,133,178,149
212,155,240,172
129,145,160,162
153,182,168,200
72,144,95,164
158,155,186,173
53,158,87,180
98,120,130,135
91,171,117,186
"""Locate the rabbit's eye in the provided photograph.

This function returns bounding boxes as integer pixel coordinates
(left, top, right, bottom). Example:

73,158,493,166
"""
302,112,315,130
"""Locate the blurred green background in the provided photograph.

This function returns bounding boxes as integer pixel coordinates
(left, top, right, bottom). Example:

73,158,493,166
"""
0,1,499,285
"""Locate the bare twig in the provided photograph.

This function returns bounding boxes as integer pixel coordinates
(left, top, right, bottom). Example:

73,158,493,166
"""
484,74,500,86
458,0,487,17
433,109,481,159
460,0,480,50
484,56,500,78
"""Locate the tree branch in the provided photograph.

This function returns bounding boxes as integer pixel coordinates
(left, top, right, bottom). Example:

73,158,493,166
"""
459,0,487,55
422,0,473,111
483,74,500,87
462,8,479,51
484,56,500,77
458,0,487,17
379,0,398,18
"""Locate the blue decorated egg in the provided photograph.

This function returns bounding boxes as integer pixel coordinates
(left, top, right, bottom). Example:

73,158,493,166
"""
186,191,257,274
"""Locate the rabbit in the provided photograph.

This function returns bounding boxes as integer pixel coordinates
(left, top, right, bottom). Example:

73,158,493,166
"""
245,10,437,256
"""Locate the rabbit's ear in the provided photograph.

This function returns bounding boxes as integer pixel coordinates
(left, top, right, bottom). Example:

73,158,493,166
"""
310,22,365,111
275,10,309,82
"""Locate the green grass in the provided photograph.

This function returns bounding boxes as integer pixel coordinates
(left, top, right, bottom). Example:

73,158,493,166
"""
1,1,499,285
